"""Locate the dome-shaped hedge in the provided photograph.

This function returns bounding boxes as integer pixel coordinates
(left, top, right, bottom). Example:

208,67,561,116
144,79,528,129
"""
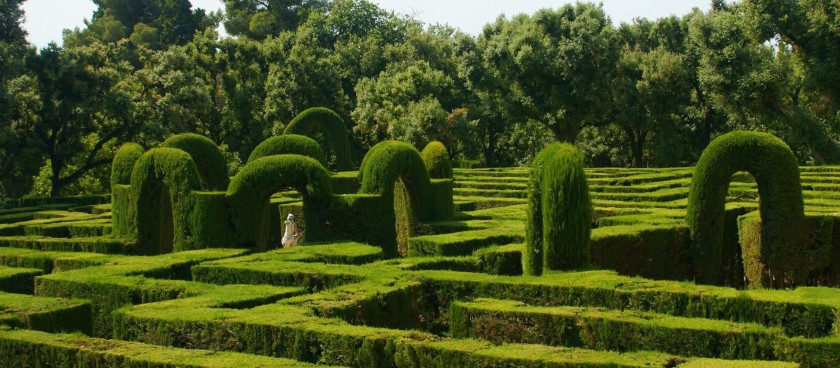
111,143,144,187
687,131,804,286
525,143,592,276
284,107,353,171
247,134,327,167
160,133,229,191
421,141,453,179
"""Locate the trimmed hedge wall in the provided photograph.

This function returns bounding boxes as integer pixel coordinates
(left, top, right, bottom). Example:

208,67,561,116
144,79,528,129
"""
160,133,230,190
247,134,327,166
0,292,91,334
421,141,453,179
284,107,353,171
525,143,592,275
130,148,204,254
227,154,334,249
686,131,804,288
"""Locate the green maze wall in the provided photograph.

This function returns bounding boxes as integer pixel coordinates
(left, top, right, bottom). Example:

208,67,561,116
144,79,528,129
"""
4,160,840,366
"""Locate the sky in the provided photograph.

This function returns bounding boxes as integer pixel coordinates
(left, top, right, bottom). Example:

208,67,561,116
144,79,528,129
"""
22,0,711,48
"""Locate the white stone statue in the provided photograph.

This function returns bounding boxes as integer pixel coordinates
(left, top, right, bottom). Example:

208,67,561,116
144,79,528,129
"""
282,213,303,248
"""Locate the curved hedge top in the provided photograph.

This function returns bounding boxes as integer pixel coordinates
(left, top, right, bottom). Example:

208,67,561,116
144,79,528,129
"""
283,107,353,171
111,143,145,188
247,134,327,167
525,143,592,275
160,133,229,191
227,154,333,208
358,140,432,221
686,131,804,285
421,141,453,179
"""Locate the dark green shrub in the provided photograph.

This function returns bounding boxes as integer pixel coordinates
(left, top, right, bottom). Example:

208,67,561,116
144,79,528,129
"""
358,140,432,221
686,131,804,288
284,107,353,171
525,143,592,275
247,134,327,166
227,154,334,250
160,133,229,191
110,143,144,187
130,148,203,254
421,141,453,179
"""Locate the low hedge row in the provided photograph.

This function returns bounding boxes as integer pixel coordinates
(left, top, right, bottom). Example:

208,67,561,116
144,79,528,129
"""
408,228,523,257
0,292,91,334
0,266,42,294
0,236,128,254
0,329,332,368
451,298,784,361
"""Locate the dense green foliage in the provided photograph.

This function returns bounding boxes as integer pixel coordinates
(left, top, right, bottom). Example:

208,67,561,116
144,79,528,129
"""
247,134,326,166
160,133,230,190
525,143,592,275
110,143,144,187
283,107,353,171
421,141,453,179
687,131,804,287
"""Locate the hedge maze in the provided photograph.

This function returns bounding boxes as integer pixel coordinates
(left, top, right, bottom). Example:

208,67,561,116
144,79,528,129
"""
3,131,840,367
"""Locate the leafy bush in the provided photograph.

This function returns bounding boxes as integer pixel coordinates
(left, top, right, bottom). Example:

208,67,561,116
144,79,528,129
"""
247,134,327,166
284,107,353,171
160,133,230,191
421,141,453,179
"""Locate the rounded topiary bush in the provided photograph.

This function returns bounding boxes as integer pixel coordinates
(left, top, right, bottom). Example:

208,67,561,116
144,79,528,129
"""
525,143,592,276
358,141,432,221
421,141,453,179
160,133,229,191
111,143,145,187
227,154,334,249
247,134,327,167
687,131,804,287
130,148,204,255
284,107,353,171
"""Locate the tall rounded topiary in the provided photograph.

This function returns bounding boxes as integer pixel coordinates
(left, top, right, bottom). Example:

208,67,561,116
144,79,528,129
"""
227,154,334,249
160,133,229,191
130,148,204,255
687,131,804,286
358,141,433,257
525,143,592,276
247,134,327,167
421,141,453,179
283,107,353,171
111,143,145,240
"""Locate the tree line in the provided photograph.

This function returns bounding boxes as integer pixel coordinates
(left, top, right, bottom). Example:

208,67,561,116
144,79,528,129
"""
0,0,838,200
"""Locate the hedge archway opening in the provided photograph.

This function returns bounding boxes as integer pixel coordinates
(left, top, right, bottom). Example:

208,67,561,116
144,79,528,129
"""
130,148,203,255
687,131,805,287
283,107,353,171
227,154,334,250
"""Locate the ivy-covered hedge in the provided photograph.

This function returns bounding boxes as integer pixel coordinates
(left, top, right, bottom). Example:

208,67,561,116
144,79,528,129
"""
247,134,327,167
525,143,592,275
284,107,353,171
421,141,453,179
160,133,230,191
686,131,804,288
130,148,203,254
227,154,334,249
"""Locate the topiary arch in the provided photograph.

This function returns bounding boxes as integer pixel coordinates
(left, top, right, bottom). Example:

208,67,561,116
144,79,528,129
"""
226,154,334,250
129,148,204,255
247,134,327,166
160,133,229,191
358,141,433,257
687,131,805,286
525,143,592,276
283,107,353,171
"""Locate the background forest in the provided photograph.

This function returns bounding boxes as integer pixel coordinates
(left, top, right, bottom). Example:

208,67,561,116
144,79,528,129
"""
0,0,838,201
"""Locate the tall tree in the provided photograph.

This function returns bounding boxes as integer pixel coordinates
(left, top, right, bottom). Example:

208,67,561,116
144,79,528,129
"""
223,0,326,40
480,3,620,143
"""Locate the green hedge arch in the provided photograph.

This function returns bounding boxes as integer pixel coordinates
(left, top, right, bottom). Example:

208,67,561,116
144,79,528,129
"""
129,148,203,255
358,141,434,257
524,143,592,276
247,134,327,166
160,133,229,191
421,141,453,179
283,107,353,171
111,143,145,240
687,131,805,286
227,154,334,249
